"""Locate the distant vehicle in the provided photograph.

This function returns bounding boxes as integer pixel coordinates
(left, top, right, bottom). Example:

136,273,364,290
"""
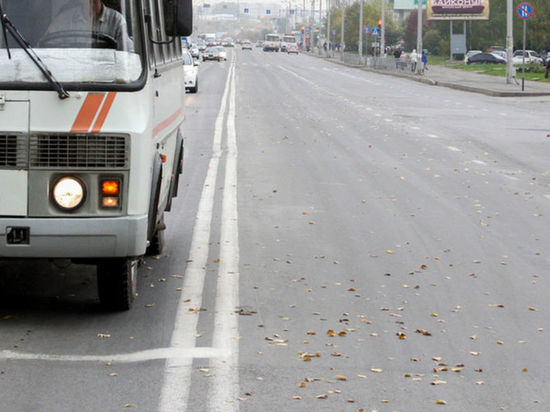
464,50,482,63
491,50,507,61
467,52,505,65
189,45,200,59
241,41,253,50
281,35,297,52
255,40,264,48
487,45,505,53
202,47,222,61
183,50,199,93
222,38,234,47
215,46,227,61
196,40,207,51
287,45,299,54
512,50,543,65
263,34,281,52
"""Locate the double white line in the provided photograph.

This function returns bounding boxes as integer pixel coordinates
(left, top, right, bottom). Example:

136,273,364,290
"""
159,58,240,411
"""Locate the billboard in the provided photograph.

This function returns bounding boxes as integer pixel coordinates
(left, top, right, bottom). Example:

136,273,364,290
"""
427,0,490,20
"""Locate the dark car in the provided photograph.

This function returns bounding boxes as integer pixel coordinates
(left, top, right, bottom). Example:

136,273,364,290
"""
202,47,221,62
467,52,505,65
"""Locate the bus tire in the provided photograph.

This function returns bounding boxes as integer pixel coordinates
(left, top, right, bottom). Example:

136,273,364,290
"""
97,257,138,311
147,157,163,241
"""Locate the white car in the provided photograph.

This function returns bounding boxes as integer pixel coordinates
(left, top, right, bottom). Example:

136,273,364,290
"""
512,50,543,65
183,50,198,93
215,46,227,61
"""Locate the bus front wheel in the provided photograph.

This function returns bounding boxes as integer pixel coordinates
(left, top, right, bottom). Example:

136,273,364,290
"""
97,257,138,311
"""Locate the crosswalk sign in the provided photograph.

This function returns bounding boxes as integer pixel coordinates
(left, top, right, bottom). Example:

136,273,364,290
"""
371,28,379,36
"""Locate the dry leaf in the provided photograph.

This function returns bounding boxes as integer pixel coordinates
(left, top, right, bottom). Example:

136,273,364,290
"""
336,375,347,381
315,394,328,399
327,329,335,337
436,400,447,405
370,368,383,373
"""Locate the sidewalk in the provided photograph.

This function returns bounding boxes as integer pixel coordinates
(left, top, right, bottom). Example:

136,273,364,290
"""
312,52,550,97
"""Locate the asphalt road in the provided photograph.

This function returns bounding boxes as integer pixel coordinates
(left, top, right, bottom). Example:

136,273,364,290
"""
1,47,550,412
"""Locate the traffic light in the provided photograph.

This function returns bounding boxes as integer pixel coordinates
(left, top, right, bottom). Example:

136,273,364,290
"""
377,19,382,30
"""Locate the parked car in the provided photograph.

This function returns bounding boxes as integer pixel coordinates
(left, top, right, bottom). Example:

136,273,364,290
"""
491,50,507,61
202,47,222,61
512,50,543,65
182,50,198,93
464,50,482,63
241,41,252,50
215,46,227,61
467,52,505,65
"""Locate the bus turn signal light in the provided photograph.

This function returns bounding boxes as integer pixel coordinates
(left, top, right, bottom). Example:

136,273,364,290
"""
102,180,120,195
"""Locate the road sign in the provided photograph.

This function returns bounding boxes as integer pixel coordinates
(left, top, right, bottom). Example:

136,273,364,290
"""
332,30,336,35
363,27,370,34
243,7,249,13
371,28,379,36
517,2,533,20
290,9,295,15
266,9,271,14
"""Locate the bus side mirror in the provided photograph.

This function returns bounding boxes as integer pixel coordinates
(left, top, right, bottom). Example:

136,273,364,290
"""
165,0,193,37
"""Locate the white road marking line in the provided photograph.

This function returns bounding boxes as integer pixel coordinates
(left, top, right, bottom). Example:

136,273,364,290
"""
410,126,420,130
472,160,487,166
158,58,236,412
427,134,439,139
447,146,461,152
384,118,392,122
503,175,520,181
208,60,240,412
0,347,228,363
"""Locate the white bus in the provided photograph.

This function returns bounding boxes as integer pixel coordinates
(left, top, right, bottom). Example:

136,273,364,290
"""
263,33,281,52
0,0,193,310
281,35,297,52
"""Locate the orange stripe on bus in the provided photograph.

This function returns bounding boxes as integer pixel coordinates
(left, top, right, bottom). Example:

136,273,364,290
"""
153,108,183,137
71,93,105,133
91,92,117,133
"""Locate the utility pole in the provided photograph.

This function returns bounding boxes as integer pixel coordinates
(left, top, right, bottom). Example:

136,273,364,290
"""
380,0,385,57
340,1,345,61
416,0,422,73
506,0,513,84
359,0,363,60
326,0,331,56
311,0,315,48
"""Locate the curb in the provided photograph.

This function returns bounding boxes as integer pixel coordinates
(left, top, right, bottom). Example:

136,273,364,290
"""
305,53,550,97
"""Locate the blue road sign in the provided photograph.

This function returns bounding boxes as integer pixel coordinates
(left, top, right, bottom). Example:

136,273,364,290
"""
266,9,271,14
517,2,533,20
332,29,336,35
364,27,370,34
371,28,379,36
243,7,249,13
290,9,295,14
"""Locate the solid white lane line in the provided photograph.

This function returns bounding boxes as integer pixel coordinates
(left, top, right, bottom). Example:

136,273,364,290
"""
0,347,229,363
208,61,240,411
158,59,235,412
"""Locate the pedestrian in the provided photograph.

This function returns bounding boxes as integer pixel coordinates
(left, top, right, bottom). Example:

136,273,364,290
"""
410,49,418,72
323,41,327,53
421,51,428,72
545,57,550,79
393,48,402,69
510,65,520,85
399,50,408,70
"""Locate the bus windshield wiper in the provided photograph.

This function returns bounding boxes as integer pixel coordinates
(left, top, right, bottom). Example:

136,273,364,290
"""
0,6,69,99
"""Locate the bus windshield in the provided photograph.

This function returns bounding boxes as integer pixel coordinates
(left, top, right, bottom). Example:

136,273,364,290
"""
265,35,280,42
0,0,143,85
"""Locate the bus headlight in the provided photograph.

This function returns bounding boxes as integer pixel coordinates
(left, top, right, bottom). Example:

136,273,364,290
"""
52,177,85,210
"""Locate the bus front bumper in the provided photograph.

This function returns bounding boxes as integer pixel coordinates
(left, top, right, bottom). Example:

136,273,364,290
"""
0,215,148,259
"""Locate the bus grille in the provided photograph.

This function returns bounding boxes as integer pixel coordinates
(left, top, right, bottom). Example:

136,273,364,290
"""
0,135,28,168
29,135,129,169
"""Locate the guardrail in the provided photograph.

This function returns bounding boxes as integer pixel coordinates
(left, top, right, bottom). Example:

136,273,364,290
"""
309,49,418,73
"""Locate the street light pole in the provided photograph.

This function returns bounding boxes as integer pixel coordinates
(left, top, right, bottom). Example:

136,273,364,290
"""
326,0,331,56
380,0,385,57
506,0,513,84
340,1,345,61
359,0,363,60
416,0,422,73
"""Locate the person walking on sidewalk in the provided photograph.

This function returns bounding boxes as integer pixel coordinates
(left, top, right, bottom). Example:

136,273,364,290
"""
545,58,550,79
421,51,428,72
410,49,418,72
